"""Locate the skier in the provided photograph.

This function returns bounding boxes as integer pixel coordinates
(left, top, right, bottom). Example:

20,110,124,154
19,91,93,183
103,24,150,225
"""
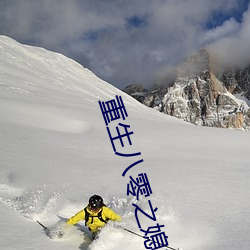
66,194,122,239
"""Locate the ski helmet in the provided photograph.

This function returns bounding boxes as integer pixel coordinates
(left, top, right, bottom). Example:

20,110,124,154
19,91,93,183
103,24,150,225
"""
89,195,104,211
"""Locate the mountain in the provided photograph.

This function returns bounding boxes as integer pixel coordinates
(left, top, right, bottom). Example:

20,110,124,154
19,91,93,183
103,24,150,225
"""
123,49,250,130
0,36,250,250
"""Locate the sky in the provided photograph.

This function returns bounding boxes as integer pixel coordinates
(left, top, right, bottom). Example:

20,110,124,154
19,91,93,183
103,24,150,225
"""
0,0,249,89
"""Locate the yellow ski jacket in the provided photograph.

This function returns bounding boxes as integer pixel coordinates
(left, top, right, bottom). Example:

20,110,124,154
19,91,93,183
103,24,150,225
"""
67,206,121,233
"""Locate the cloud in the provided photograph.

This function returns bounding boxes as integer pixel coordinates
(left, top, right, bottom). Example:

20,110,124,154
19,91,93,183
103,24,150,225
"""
0,0,249,89
209,4,250,69
200,18,240,45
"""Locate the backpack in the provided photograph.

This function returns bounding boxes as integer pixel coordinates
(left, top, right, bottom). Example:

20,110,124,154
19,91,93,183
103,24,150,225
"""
84,206,110,226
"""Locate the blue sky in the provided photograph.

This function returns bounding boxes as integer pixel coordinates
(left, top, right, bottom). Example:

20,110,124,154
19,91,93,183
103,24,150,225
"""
0,0,249,89
205,0,249,28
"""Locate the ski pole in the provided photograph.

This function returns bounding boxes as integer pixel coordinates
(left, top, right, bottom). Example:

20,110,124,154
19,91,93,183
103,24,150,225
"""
36,220,50,235
37,220,48,230
121,226,180,250
123,227,145,238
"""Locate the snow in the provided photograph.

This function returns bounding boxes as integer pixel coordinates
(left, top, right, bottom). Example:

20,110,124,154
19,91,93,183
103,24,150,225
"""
234,93,250,107
0,35,250,250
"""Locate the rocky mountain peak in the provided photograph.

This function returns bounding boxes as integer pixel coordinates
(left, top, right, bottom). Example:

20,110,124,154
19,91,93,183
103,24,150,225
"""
123,49,250,130
177,49,210,78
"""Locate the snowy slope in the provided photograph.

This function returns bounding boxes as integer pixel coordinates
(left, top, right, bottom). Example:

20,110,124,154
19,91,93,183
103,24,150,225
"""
0,36,250,250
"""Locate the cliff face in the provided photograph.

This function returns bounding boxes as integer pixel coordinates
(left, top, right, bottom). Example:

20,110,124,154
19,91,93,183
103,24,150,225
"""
123,49,250,130
218,66,250,99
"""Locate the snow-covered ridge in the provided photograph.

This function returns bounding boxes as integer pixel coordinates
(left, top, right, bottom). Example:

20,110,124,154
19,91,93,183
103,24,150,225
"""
0,35,139,104
0,35,149,133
